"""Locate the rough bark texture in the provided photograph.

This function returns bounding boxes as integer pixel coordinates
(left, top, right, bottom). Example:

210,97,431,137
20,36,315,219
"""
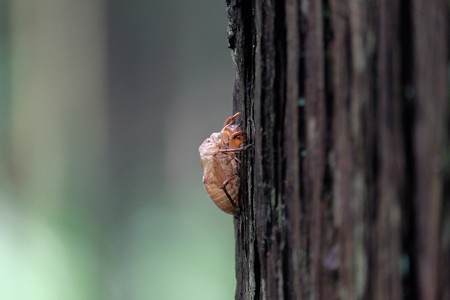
227,0,450,299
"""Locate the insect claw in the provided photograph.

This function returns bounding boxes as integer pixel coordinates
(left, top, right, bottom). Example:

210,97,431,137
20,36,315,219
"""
224,112,240,126
242,143,254,150
234,208,241,216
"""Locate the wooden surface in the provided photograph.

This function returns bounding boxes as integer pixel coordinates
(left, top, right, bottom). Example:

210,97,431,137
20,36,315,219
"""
227,0,449,299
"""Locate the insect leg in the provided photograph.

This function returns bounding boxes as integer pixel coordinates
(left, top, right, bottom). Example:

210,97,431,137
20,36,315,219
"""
221,179,240,213
219,143,254,153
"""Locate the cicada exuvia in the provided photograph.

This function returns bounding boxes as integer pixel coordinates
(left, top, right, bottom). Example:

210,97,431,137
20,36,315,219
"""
199,112,248,214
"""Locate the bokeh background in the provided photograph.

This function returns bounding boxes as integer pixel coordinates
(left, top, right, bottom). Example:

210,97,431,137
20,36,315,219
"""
0,1,236,299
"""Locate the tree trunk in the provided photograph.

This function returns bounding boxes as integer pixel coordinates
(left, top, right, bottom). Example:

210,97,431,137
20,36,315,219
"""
227,0,449,299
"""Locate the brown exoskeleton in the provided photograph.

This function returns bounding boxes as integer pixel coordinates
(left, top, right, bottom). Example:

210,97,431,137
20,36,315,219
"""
199,112,249,214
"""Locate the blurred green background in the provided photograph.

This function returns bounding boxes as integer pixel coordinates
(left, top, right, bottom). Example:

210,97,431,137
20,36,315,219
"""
0,1,236,299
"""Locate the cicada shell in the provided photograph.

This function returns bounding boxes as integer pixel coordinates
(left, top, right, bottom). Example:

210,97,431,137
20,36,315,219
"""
199,112,246,214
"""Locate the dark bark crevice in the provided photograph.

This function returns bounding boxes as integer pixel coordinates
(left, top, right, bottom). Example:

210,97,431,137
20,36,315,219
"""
399,0,418,298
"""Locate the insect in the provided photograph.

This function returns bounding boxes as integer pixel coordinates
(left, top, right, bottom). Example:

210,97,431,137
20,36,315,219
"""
199,112,248,214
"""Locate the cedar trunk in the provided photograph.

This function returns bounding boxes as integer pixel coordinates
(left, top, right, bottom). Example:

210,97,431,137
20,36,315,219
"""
227,0,450,299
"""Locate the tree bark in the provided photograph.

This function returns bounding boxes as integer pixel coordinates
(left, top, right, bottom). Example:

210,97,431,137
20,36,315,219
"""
227,0,450,299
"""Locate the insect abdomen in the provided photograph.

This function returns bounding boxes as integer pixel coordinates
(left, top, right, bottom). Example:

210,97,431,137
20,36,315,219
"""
205,177,239,214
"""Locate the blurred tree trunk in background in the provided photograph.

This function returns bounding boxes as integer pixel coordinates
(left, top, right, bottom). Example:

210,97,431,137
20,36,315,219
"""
227,0,449,299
